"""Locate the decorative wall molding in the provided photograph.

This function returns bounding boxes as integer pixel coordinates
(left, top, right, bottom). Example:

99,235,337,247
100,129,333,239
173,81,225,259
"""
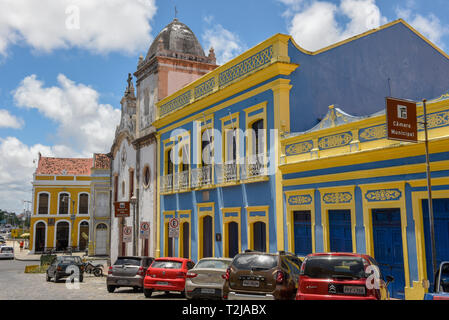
194,78,215,100
159,90,192,116
285,140,313,156
365,189,402,202
323,192,352,204
318,132,353,150
359,124,386,142
287,194,313,205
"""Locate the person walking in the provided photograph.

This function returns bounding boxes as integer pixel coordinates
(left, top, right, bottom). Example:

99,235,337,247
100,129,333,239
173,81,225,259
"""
19,240,24,252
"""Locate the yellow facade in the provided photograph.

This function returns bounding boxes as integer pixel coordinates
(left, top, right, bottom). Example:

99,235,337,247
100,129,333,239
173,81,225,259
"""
30,176,91,253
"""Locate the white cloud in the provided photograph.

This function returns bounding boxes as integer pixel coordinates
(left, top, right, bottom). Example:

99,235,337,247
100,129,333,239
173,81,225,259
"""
13,74,121,156
0,0,157,56
396,8,449,50
0,109,24,129
282,0,387,51
0,136,79,213
202,18,247,65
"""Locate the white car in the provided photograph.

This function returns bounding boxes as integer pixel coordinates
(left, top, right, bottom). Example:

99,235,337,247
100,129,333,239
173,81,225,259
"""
0,246,14,260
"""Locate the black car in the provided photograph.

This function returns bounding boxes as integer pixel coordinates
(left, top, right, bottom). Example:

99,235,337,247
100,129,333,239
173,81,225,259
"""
46,256,85,282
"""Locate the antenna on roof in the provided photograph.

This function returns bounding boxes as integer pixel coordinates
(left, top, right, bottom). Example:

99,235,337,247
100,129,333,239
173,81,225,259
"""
174,6,178,19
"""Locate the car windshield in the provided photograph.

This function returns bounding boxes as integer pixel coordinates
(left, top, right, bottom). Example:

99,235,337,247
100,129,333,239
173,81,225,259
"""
232,254,278,271
1,247,13,253
151,260,182,269
195,259,231,269
114,258,141,266
59,256,81,264
302,256,366,279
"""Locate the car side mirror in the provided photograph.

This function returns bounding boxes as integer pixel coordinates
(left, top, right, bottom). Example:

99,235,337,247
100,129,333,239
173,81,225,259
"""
386,275,394,286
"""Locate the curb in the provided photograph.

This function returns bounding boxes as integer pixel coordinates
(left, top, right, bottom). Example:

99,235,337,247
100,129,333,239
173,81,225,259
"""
14,258,41,262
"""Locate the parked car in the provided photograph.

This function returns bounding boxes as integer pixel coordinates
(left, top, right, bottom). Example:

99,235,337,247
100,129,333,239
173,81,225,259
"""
107,256,154,293
222,250,302,300
295,252,393,300
424,261,449,300
0,246,14,259
185,257,233,300
46,256,85,282
143,257,195,298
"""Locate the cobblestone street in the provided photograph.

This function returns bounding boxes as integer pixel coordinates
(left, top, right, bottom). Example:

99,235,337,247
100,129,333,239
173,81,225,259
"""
0,259,186,300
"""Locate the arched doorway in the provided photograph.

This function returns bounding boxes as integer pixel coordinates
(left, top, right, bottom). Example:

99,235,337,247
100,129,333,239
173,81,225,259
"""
202,215,213,258
55,221,69,251
253,221,266,252
227,222,239,258
95,223,108,255
78,221,89,251
35,222,46,252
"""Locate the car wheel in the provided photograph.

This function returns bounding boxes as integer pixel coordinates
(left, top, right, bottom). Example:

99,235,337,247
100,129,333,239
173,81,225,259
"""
79,275,83,283
107,285,116,293
53,275,58,283
133,286,142,293
143,289,153,298
46,273,51,282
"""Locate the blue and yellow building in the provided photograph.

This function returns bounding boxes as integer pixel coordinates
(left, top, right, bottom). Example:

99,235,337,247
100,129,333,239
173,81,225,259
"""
152,19,449,300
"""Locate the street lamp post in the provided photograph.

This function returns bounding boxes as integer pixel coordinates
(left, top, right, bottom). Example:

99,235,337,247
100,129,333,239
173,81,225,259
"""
130,195,137,256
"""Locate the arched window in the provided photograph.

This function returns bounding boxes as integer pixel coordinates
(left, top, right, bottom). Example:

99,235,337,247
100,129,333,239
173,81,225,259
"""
79,221,89,251
59,193,70,214
79,194,89,214
38,193,49,215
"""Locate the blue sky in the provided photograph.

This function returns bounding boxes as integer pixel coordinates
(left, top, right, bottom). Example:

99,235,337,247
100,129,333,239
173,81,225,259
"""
0,0,448,214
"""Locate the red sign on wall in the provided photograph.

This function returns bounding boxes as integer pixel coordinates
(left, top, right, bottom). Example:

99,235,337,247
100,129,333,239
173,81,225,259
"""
114,201,130,217
386,97,418,143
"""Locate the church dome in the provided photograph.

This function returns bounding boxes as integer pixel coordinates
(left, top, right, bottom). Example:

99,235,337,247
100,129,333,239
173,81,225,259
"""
146,18,206,60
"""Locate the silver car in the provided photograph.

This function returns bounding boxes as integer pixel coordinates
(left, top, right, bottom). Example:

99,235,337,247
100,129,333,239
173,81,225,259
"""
107,256,154,293
185,257,232,300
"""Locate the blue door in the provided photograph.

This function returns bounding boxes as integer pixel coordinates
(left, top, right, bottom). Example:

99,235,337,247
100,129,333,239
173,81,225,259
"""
422,199,449,291
329,210,352,252
228,222,239,258
372,209,405,299
294,211,312,256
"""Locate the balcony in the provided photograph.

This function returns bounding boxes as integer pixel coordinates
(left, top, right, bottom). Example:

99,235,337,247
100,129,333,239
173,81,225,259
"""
191,165,213,188
160,154,269,194
161,174,173,193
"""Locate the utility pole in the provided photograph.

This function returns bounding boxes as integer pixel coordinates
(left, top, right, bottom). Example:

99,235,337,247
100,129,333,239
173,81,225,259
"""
422,99,438,277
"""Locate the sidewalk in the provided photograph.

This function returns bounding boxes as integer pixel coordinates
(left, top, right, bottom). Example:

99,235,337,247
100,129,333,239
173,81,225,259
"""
6,240,109,263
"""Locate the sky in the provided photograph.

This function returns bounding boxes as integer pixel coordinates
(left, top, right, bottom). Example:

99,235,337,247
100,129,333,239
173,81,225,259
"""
0,0,448,214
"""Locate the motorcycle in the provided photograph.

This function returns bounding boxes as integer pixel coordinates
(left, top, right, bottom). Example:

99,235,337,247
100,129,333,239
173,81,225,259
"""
83,260,104,277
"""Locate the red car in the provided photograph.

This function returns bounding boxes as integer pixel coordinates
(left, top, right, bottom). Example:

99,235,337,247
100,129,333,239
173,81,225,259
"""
143,257,195,298
296,252,393,300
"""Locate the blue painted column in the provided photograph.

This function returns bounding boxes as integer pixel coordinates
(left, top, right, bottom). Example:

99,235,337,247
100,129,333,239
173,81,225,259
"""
405,183,419,284
355,186,366,253
314,189,324,252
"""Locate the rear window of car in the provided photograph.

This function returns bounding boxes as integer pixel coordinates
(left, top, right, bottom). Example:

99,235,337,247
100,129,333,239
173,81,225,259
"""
1,247,13,253
59,256,81,264
232,254,278,271
195,259,231,269
114,258,141,266
151,260,182,269
302,256,366,279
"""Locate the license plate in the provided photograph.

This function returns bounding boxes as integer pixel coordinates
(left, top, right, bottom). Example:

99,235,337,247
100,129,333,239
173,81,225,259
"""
242,280,260,287
117,280,129,285
343,286,366,295
157,281,169,285
201,288,215,294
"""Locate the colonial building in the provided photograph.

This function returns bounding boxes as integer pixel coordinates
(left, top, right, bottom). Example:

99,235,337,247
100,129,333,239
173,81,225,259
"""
152,18,449,300
88,153,111,256
109,18,217,263
30,153,110,254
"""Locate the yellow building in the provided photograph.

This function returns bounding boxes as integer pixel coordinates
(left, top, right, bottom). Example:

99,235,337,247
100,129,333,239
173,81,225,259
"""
29,154,104,253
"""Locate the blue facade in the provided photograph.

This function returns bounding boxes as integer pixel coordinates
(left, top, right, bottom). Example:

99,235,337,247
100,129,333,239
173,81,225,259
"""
288,22,449,133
